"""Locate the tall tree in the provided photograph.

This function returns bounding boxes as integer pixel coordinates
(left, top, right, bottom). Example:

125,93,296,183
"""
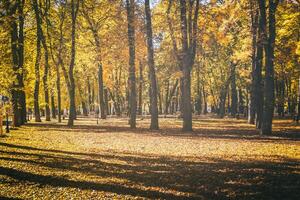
126,0,137,128
9,0,27,126
81,1,107,119
230,64,237,117
261,0,279,134
32,0,42,122
145,0,159,130
179,0,200,131
255,0,266,129
248,1,259,124
61,0,80,126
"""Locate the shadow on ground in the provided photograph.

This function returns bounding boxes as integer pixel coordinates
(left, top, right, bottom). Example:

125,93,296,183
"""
0,140,299,199
26,117,300,141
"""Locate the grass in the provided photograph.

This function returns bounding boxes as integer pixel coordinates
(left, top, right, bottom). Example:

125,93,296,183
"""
0,115,299,199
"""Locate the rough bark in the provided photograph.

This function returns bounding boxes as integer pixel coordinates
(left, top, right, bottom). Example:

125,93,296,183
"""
179,0,200,131
249,0,259,124
66,0,79,126
230,64,237,117
145,0,159,129
32,0,42,122
255,0,266,129
51,95,56,119
126,0,137,128
98,64,106,119
261,0,279,135
138,61,143,115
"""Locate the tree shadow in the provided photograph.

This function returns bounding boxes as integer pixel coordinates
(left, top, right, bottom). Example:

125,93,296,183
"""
0,142,299,199
25,120,300,142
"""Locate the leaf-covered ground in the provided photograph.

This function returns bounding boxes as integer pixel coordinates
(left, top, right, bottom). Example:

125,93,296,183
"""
0,116,299,199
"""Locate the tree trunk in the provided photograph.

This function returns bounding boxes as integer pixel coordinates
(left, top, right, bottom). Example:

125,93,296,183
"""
231,64,237,117
56,63,62,122
249,0,258,124
51,95,56,119
179,0,200,131
67,0,79,126
82,101,88,116
261,0,278,135
164,80,170,115
98,64,106,119
195,63,202,115
182,68,193,130
255,0,267,129
32,0,42,122
297,36,300,121
138,61,143,115
145,0,159,129
219,88,227,118
203,85,208,114
104,88,109,115
126,0,137,128
18,0,26,125
11,20,23,127
41,36,51,121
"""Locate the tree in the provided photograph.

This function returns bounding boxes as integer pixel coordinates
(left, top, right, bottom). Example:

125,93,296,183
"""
32,0,42,122
60,0,80,126
179,0,200,131
126,0,137,128
261,0,280,135
8,0,27,126
145,0,159,130
248,1,258,124
81,0,108,119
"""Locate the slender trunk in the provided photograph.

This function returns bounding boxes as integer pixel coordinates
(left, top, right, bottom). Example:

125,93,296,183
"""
32,0,42,122
67,0,79,126
166,79,178,115
51,95,56,119
138,61,143,115
238,89,245,115
219,88,227,118
104,88,109,115
255,0,266,129
126,0,137,128
98,64,106,119
297,35,300,121
56,64,62,122
82,101,88,116
203,85,207,114
18,0,26,125
231,64,237,117
164,80,170,115
249,0,258,124
145,0,159,129
41,36,51,121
